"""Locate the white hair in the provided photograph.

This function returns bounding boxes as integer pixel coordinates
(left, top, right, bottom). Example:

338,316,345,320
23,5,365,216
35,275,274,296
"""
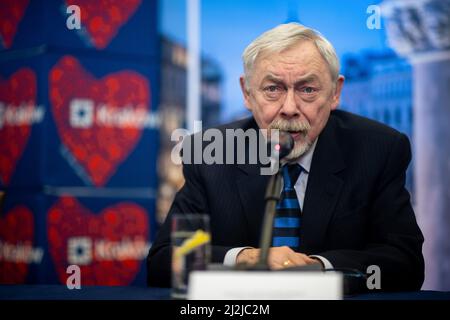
242,23,340,89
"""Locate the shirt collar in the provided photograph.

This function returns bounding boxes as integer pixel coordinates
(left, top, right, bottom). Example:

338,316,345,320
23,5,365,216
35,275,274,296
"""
296,139,318,173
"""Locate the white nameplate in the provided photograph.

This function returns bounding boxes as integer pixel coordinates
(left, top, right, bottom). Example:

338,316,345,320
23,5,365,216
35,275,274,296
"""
188,271,343,300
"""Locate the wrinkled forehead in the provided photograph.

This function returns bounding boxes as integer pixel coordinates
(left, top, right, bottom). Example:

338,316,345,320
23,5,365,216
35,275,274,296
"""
253,39,318,63
252,42,332,79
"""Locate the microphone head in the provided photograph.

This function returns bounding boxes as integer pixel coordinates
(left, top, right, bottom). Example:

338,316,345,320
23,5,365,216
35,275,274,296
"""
268,130,294,161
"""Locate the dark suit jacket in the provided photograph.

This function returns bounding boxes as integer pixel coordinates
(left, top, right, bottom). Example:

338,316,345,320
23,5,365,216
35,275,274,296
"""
147,110,424,292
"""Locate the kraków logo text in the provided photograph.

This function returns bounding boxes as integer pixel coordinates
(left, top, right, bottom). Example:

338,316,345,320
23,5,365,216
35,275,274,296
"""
67,236,150,265
69,98,159,129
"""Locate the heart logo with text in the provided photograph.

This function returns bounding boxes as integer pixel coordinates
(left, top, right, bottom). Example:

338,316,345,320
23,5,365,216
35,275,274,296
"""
0,68,36,186
49,55,150,186
0,206,34,284
47,196,150,285
65,0,141,49
0,0,29,49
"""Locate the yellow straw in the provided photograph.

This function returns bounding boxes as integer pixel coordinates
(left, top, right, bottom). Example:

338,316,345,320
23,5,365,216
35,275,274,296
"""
174,230,210,257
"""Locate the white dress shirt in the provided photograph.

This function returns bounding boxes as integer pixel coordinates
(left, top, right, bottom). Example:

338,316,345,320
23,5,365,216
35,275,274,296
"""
224,139,333,269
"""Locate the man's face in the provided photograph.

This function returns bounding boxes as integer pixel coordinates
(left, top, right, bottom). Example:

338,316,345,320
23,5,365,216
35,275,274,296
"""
240,41,344,161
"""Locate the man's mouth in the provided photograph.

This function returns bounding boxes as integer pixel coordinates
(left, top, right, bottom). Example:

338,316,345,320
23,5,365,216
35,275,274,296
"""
286,130,303,140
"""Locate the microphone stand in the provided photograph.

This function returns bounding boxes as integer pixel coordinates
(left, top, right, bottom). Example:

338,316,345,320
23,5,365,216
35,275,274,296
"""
254,165,283,269
232,160,283,272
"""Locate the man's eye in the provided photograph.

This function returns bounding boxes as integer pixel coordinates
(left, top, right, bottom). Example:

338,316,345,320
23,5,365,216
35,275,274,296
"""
302,87,316,94
264,85,281,92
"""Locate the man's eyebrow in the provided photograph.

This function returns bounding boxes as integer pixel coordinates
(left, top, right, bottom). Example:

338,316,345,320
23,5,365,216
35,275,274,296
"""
261,73,321,85
294,74,321,85
261,74,284,83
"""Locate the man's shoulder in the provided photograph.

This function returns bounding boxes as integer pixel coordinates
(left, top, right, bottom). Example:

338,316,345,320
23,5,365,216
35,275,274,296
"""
330,109,404,139
327,110,411,164
207,116,258,132
184,116,257,147
181,116,260,167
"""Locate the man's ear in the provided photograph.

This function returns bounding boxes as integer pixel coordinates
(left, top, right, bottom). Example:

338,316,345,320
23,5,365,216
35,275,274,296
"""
331,75,345,110
240,75,252,111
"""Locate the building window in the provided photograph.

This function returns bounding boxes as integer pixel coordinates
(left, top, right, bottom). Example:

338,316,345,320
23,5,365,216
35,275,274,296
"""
373,109,379,121
395,107,402,126
409,106,413,124
384,109,391,125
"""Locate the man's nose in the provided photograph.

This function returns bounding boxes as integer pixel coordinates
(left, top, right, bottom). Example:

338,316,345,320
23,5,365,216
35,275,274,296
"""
280,89,300,118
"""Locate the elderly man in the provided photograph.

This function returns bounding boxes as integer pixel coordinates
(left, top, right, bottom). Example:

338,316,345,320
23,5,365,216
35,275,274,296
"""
147,23,424,292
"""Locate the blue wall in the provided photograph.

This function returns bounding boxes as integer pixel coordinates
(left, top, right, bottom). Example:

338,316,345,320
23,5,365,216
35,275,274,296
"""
0,0,160,286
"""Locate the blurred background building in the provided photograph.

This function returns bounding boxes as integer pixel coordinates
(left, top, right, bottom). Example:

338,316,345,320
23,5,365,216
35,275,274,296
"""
157,36,222,223
340,50,415,198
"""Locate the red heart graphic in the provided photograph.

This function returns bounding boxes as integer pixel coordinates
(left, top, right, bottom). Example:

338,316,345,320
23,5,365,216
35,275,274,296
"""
66,0,141,49
0,206,34,284
49,55,150,186
0,0,29,48
0,68,36,186
47,196,149,285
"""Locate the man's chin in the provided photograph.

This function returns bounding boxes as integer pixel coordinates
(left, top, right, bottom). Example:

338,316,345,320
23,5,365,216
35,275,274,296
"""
284,141,311,161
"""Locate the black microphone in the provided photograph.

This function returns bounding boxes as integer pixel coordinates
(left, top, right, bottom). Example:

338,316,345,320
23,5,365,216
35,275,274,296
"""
267,130,295,162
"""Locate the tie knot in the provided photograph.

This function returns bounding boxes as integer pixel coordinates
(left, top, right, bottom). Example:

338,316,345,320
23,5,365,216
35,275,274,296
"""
282,164,303,188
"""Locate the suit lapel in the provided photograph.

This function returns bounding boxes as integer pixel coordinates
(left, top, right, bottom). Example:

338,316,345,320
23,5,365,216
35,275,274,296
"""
236,164,270,245
233,117,271,245
301,116,346,253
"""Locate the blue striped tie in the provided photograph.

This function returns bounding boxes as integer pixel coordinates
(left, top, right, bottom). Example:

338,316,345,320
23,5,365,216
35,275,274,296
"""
272,164,303,251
